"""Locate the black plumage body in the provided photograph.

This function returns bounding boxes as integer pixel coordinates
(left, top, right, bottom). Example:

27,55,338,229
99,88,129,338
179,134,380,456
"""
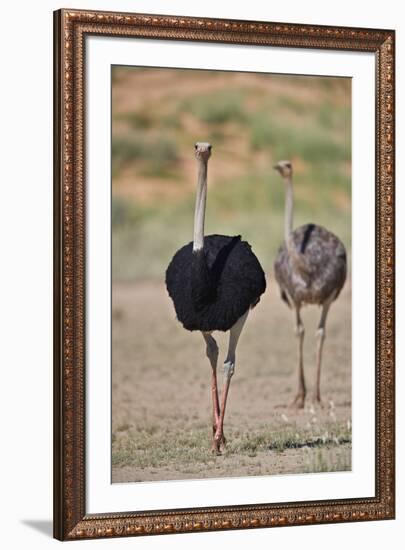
274,223,347,307
166,234,266,332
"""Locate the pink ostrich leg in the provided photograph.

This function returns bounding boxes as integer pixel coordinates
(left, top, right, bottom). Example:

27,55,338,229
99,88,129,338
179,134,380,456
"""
213,311,249,455
202,333,221,435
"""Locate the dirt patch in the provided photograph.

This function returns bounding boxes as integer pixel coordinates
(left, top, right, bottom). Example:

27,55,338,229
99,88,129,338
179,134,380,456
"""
112,277,351,483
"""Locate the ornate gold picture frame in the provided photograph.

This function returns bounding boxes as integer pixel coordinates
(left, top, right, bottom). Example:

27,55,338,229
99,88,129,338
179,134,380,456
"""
54,8,395,541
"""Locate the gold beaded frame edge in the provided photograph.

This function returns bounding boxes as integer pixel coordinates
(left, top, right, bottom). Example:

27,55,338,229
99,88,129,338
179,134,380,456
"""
53,8,395,541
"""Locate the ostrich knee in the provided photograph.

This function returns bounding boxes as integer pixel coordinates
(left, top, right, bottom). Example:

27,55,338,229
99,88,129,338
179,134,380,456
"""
295,323,305,338
316,327,326,342
223,358,235,380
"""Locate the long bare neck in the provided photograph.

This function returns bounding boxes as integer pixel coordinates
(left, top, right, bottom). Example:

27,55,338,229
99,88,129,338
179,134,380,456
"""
193,159,208,252
284,176,294,241
284,176,297,258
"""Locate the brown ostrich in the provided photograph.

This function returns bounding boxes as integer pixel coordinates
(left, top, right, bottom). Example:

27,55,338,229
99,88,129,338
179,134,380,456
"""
273,160,347,408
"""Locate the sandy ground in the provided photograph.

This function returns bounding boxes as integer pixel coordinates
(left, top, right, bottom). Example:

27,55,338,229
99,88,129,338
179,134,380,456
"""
112,277,351,483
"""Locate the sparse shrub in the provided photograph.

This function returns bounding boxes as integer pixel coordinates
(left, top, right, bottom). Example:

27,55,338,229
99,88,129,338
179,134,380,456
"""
182,90,246,125
250,114,349,163
112,133,178,177
125,111,154,129
112,135,146,175
111,196,142,228
150,138,178,172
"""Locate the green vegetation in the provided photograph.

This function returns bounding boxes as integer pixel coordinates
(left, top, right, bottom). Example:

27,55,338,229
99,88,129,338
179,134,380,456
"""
303,447,352,473
231,421,351,457
250,116,350,164
112,420,351,471
181,90,247,124
112,68,351,281
112,196,145,228
112,133,178,177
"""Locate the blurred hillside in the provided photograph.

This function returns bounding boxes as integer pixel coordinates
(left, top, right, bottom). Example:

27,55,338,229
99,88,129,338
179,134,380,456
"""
112,67,351,281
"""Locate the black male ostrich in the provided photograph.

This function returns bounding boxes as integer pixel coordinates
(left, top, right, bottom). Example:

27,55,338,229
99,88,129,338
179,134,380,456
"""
166,143,266,454
273,160,347,408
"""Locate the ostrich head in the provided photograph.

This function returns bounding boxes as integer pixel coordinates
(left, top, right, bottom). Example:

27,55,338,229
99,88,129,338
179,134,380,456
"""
273,160,293,179
195,142,212,162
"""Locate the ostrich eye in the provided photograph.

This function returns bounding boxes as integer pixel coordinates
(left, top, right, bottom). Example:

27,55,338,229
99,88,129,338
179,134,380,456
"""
208,145,212,151
194,144,198,150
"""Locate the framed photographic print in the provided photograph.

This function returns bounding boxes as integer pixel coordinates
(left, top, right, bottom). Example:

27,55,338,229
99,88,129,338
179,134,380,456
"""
53,8,395,540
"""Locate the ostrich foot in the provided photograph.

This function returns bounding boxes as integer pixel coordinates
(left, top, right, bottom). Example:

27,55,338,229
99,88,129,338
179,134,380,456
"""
212,428,227,455
289,393,305,409
212,425,227,448
211,440,222,455
311,395,325,409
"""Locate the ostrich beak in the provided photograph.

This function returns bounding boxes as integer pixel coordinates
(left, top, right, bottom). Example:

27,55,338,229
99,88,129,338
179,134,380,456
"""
273,163,281,172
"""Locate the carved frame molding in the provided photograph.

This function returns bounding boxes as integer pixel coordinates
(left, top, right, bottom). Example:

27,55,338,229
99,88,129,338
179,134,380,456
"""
54,8,395,540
